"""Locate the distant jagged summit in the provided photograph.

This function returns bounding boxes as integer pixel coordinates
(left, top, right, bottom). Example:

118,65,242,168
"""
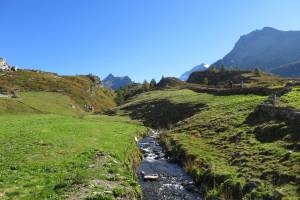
180,63,209,81
214,27,300,74
103,74,133,90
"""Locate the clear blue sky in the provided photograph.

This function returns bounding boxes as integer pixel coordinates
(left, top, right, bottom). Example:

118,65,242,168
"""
1,0,300,82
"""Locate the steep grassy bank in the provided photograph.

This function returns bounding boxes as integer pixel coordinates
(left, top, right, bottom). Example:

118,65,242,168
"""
118,88,300,199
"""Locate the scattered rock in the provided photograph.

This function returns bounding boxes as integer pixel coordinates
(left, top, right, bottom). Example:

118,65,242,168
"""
273,190,284,200
113,159,118,164
183,182,199,193
242,181,258,193
11,91,19,98
140,171,145,176
143,174,159,181
280,152,291,162
88,164,95,168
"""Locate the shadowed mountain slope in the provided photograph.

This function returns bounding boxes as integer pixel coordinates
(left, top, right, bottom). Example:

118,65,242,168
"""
214,27,300,74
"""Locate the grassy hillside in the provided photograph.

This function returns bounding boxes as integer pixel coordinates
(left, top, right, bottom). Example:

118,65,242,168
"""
0,69,116,112
118,88,300,199
0,92,83,116
0,79,146,199
117,89,206,128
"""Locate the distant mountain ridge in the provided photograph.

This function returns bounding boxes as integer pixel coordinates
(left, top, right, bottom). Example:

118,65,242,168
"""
180,64,209,81
103,74,133,90
214,27,300,76
270,61,300,77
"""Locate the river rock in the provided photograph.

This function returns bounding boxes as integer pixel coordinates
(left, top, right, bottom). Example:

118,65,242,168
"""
273,190,283,200
185,184,199,193
143,174,159,181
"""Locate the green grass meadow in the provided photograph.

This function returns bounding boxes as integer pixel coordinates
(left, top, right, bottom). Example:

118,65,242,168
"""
0,92,146,199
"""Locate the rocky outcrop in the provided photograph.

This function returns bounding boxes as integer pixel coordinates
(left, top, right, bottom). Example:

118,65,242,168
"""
0,58,18,71
253,104,300,125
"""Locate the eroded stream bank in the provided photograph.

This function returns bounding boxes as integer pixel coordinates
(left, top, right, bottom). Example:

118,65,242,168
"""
136,131,201,200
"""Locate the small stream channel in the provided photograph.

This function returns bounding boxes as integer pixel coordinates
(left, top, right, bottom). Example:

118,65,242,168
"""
136,131,201,200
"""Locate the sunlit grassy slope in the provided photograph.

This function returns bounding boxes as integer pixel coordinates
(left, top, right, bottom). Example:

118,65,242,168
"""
119,89,300,199
280,86,300,109
0,114,145,199
0,92,83,115
0,91,146,199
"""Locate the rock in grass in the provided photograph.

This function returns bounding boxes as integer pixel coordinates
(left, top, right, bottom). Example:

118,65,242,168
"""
273,190,283,200
242,181,258,193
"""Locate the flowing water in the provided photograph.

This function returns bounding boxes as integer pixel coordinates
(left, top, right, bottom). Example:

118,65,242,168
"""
137,131,201,200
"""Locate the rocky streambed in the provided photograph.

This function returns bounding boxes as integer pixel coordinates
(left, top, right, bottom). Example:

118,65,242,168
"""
137,131,201,200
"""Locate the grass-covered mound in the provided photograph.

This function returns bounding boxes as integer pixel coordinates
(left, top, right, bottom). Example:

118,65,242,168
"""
156,77,185,88
0,69,116,112
119,88,300,199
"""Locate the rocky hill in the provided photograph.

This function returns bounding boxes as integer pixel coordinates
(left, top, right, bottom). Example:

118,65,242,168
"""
214,27,300,75
103,74,133,90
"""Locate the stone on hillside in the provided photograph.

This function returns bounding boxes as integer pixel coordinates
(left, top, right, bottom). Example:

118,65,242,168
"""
273,190,284,200
242,181,258,193
11,91,19,98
